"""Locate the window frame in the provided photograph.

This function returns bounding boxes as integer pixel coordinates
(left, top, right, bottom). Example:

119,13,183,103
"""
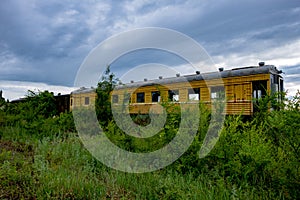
188,88,200,101
123,92,131,104
168,90,179,102
112,94,119,104
136,92,145,103
210,86,225,100
151,91,161,102
84,97,90,105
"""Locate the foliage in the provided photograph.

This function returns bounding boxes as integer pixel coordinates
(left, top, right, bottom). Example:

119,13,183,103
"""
286,89,300,110
95,65,120,128
1,90,75,139
0,86,299,199
0,90,5,108
5,90,57,121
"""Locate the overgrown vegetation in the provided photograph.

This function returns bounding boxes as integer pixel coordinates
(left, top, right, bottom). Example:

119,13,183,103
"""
95,66,120,128
0,81,299,199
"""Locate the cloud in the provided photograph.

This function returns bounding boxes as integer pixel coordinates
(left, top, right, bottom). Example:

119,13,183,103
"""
0,0,299,99
210,38,300,97
0,80,77,101
212,39,300,67
0,0,112,85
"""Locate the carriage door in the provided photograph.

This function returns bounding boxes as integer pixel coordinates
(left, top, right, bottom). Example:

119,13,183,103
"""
252,80,267,112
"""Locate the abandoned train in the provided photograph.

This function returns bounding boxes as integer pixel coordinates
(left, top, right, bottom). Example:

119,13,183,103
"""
70,63,284,115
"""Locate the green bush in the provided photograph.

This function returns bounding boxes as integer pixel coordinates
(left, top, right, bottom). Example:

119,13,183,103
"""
0,86,299,199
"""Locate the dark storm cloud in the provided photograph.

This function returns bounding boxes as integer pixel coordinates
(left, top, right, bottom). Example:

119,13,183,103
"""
0,1,91,59
0,0,299,99
0,0,113,85
284,65,300,93
284,65,300,75
182,0,300,55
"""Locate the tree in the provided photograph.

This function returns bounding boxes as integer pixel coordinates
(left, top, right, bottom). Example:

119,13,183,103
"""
0,90,5,108
95,66,119,128
25,90,58,118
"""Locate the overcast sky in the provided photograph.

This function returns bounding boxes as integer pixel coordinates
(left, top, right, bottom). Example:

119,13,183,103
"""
0,0,299,100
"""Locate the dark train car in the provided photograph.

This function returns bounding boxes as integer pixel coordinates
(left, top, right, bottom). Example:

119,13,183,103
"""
55,94,71,113
10,93,71,114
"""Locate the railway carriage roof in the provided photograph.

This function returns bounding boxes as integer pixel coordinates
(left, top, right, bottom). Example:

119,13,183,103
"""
116,65,283,89
71,87,95,94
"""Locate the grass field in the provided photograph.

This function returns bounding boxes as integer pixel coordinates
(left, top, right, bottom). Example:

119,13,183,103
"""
0,129,289,199
0,91,299,199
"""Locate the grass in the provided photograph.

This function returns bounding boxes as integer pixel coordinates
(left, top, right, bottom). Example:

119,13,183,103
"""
0,126,288,199
1,87,299,199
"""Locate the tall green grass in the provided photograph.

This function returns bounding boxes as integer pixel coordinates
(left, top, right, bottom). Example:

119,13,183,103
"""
0,91,299,199
0,123,296,199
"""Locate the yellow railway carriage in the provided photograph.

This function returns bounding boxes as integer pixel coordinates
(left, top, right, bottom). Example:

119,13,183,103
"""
111,63,283,115
9,63,283,115
70,87,96,111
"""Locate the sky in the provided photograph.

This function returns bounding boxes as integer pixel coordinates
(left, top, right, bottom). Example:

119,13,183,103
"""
0,0,299,100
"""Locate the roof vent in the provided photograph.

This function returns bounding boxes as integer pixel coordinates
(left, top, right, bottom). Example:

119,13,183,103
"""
144,78,148,82
218,67,224,72
259,62,265,66
130,80,134,83
159,76,163,79
196,71,200,75
176,73,180,77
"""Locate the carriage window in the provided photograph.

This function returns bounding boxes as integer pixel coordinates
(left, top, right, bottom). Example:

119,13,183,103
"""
252,81,267,100
279,78,284,92
112,95,118,103
188,88,200,100
151,91,160,102
279,78,284,101
168,90,179,101
136,92,145,103
123,93,131,103
253,90,262,99
84,97,90,105
211,86,225,100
